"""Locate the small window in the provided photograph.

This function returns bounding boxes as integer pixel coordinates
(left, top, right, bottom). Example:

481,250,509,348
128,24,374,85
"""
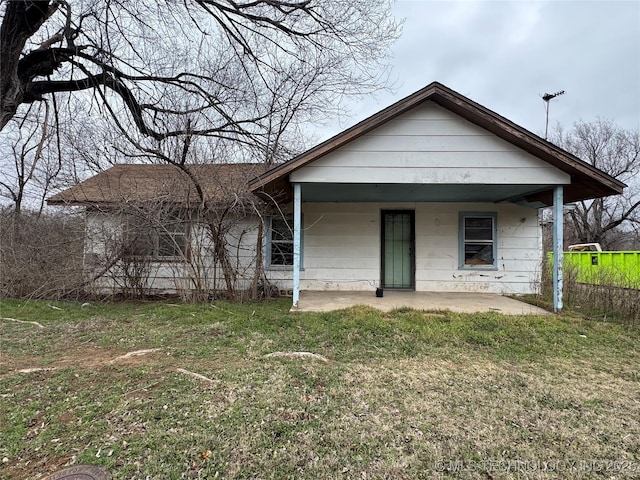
269,215,294,266
459,212,497,268
267,215,303,267
157,223,187,258
124,215,188,260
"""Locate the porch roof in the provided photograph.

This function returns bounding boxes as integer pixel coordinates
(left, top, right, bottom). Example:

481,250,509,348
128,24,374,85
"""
250,82,625,207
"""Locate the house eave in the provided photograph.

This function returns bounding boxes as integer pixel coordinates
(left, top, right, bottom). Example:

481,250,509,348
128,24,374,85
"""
428,88,625,200
249,82,625,205
47,198,114,207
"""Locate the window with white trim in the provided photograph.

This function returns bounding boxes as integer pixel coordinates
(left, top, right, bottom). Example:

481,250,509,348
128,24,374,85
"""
459,212,497,268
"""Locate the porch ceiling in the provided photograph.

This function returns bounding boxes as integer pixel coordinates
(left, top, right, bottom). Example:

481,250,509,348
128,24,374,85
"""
299,183,551,207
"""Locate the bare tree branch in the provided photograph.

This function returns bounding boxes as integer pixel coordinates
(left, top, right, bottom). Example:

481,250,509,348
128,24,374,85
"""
551,119,640,249
1,0,400,139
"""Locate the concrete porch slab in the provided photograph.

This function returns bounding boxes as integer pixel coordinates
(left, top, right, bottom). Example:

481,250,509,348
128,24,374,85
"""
294,290,550,315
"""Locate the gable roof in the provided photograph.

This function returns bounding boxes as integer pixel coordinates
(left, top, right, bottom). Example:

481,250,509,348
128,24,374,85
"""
249,82,625,205
47,163,268,206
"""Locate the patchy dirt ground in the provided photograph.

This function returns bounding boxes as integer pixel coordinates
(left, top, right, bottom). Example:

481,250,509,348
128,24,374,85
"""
1,347,165,378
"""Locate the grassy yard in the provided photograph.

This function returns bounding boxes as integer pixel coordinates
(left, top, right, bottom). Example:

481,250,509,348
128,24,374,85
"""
1,299,639,479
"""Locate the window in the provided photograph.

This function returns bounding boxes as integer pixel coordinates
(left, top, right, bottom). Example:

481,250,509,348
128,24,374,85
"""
124,215,188,260
269,215,293,266
459,212,497,268
267,215,302,267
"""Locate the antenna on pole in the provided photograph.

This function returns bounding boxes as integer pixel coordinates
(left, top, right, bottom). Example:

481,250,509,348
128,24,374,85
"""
543,90,565,140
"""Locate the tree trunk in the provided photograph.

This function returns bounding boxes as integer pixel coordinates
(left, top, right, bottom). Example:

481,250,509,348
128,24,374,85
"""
207,221,235,299
0,1,54,130
252,219,264,299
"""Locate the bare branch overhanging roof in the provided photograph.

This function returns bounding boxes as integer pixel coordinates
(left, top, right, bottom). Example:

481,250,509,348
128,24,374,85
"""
47,163,269,206
249,81,625,205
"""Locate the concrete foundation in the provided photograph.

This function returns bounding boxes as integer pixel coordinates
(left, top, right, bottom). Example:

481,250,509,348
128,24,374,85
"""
294,290,550,315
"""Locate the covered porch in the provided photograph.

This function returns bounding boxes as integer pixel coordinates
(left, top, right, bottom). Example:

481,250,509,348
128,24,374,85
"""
294,290,549,315
250,83,625,314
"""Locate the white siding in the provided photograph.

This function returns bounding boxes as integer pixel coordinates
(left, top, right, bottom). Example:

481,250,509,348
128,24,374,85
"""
83,201,542,296
298,202,542,295
290,102,569,185
83,212,124,295
83,212,293,296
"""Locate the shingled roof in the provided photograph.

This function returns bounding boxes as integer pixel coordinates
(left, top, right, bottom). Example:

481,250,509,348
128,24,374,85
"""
47,163,268,206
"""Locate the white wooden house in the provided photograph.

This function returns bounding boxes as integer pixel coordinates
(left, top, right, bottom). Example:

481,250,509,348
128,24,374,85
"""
49,82,624,309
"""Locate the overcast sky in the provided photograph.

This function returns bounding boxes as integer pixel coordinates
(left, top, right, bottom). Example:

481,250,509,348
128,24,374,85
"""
328,0,640,140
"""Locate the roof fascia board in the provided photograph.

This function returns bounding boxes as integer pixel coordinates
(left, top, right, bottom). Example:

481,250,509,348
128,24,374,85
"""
250,82,624,196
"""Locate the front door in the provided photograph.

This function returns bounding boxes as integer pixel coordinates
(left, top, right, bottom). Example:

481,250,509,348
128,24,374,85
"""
381,211,415,289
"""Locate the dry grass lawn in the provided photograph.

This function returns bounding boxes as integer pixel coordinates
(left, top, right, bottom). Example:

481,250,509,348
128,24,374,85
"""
1,299,639,479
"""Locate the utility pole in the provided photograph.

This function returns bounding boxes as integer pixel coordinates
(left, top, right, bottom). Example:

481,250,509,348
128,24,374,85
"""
543,90,565,140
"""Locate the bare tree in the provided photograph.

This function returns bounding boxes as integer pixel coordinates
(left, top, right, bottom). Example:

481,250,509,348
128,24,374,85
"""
2,1,400,300
1,1,399,142
551,119,640,249
0,102,61,214
1,0,400,226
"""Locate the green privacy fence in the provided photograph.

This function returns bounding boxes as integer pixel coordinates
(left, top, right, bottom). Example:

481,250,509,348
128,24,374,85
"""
549,251,640,290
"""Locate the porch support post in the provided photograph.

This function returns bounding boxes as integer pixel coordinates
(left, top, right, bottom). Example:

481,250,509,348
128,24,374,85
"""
292,182,301,308
552,185,564,312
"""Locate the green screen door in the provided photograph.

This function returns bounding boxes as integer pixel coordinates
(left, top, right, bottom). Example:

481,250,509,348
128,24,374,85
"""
382,211,414,289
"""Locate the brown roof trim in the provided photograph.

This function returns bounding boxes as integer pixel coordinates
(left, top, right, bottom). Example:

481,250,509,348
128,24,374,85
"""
427,85,624,193
250,82,625,202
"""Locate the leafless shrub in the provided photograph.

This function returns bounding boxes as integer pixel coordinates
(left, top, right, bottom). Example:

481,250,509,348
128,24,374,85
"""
541,260,640,327
0,208,85,299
